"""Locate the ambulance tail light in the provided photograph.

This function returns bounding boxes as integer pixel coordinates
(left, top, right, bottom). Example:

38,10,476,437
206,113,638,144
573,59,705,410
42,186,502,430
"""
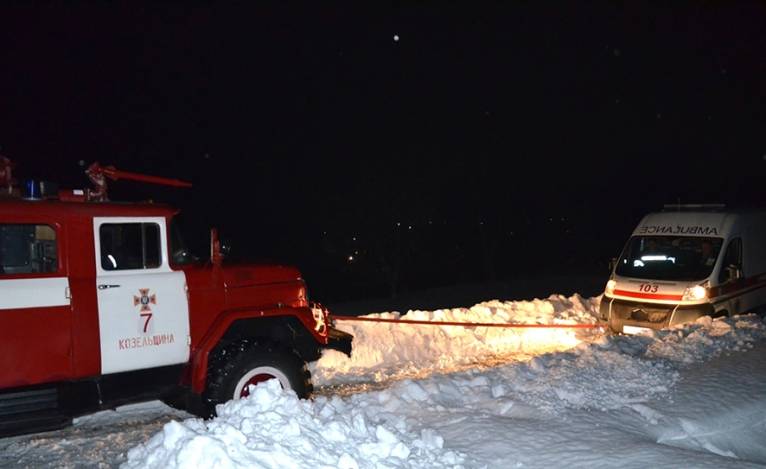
682,285,707,301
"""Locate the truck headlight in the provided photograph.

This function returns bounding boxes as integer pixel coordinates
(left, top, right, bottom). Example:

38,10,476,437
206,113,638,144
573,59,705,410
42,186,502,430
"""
682,285,707,301
605,279,617,295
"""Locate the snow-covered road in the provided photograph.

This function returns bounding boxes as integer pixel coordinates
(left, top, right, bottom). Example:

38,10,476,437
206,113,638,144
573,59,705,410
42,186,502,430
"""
1,294,765,468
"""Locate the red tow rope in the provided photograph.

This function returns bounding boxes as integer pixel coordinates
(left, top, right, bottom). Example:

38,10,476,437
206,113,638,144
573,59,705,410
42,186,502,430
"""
329,315,604,329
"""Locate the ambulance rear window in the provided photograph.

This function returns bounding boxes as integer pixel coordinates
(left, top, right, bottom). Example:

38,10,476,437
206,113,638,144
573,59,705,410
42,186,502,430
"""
0,224,58,275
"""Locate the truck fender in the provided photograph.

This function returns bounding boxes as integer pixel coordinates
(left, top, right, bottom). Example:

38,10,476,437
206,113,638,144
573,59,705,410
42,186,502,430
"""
188,306,324,394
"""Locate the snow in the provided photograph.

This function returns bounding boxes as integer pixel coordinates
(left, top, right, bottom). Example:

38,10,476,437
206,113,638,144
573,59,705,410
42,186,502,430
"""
2,292,766,468
122,379,463,469
0,400,190,468
312,294,601,387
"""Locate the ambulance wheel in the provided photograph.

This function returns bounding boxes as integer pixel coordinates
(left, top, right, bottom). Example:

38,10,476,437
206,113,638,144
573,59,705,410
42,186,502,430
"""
204,340,312,417
713,309,729,319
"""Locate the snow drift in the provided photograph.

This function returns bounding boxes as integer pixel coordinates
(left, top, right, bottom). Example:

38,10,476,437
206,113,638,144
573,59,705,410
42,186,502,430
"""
122,294,766,468
123,379,463,469
313,294,601,386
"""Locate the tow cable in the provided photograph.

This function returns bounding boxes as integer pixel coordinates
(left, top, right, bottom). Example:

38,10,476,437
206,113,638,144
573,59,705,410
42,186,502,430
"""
329,315,605,329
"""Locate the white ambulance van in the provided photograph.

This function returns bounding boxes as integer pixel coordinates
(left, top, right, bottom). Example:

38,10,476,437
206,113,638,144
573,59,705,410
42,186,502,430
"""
599,205,766,334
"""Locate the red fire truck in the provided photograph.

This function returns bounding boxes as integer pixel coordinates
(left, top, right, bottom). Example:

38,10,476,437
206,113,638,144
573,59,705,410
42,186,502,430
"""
0,159,353,436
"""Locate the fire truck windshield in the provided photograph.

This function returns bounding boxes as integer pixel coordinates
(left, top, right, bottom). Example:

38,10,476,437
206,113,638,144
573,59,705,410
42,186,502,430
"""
615,236,723,281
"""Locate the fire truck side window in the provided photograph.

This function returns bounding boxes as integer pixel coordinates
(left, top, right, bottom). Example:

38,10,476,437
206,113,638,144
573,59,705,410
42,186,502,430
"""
99,223,161,271
0,224,58,275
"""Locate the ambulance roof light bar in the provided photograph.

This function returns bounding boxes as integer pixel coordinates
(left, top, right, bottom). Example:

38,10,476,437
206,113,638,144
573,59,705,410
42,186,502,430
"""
662,203,726,212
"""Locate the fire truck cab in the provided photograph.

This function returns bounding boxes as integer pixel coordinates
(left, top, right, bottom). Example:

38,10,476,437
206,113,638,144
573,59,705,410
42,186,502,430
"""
0,162,352,436
599,205,766,334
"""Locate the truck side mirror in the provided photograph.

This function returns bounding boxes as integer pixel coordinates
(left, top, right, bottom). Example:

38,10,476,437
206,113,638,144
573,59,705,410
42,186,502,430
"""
608,257,618,272
211,228,223,266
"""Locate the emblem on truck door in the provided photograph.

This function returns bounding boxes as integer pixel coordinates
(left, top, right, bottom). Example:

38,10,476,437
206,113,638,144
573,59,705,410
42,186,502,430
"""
133,288,157,333
133,288,157,312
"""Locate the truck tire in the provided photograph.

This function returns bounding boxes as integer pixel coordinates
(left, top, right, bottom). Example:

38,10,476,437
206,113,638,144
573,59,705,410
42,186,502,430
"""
204,340,312,417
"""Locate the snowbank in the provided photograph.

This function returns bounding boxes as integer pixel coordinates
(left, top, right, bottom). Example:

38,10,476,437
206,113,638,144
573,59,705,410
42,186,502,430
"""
123,379,463,469
313,294,601,385
123,294,766,468
383,312,766,415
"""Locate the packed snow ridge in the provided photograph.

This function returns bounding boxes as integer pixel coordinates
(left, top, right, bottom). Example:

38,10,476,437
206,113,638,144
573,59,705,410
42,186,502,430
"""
313,294,601,385
124,294,766,468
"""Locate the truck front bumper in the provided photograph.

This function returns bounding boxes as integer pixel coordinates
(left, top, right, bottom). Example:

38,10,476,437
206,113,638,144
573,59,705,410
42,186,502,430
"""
326,326,353,356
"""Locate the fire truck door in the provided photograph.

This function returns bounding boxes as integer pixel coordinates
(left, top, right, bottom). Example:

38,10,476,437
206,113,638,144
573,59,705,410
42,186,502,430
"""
93,217,190,374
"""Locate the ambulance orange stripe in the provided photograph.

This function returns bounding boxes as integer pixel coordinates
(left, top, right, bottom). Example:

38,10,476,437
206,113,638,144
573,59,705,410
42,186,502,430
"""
613,289,683,301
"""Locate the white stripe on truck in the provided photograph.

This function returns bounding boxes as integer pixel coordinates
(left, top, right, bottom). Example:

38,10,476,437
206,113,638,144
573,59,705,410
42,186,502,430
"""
0,277,70,310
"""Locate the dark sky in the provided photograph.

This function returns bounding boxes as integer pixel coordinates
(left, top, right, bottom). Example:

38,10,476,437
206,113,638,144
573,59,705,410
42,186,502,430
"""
2,3,765,301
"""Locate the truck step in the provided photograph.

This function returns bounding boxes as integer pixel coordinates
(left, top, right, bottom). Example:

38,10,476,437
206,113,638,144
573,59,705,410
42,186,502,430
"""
0,387,71,437
0,387,58,416
0,409,72,437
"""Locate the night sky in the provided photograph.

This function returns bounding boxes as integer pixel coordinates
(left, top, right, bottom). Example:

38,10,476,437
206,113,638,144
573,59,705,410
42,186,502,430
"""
2,3,765,302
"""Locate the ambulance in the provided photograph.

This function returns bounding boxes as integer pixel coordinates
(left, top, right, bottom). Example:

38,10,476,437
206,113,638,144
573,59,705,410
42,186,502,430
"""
599,205,766,334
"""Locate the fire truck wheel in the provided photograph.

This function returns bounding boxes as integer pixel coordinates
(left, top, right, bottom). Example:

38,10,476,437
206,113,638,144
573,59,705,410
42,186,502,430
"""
204,341,312,416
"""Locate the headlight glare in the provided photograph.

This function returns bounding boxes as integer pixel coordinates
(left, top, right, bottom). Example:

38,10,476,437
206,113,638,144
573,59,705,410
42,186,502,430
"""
682,285,707,301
